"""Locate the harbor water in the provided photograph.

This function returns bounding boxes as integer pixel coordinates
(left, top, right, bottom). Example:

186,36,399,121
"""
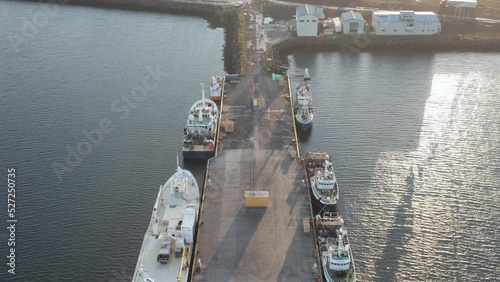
288,52,500,281
1,1,499,281
1,1,222,281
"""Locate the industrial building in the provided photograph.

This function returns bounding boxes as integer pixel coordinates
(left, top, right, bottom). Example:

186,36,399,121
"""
372,11,441,36
295,4,324,36
439,0,477,20
341,11,366,35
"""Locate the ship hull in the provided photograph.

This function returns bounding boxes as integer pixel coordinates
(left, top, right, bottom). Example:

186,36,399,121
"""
295,116,313,131
132,168,199,282
310,190,338,215
210,90,221,101
182,149,215,160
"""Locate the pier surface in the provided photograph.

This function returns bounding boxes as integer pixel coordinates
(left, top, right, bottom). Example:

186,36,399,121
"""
192,75,316,282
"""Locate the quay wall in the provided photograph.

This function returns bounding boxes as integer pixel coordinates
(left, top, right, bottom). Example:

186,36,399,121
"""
273,36,500,60
15,0,243,74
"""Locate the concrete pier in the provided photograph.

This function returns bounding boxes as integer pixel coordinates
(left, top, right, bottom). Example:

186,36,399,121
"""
192,75,317,282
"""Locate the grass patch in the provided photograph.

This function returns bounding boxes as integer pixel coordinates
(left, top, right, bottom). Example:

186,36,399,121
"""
238,9,248,74
265,45,274,72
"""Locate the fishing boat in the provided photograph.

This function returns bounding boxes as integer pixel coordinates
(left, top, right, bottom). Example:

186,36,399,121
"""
316,212,356,282
183,84,219,159
132,157,200,282
305,151,339,214
209,74,223,101
295,82,313,131
304,68,311,80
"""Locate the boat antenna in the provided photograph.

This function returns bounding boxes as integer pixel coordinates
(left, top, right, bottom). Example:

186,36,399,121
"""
337,232,344,258
138,266,155,282
177,154,181,172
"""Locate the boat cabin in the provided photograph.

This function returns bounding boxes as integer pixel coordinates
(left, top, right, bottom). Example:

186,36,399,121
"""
296,83,312,106
305,151,331,170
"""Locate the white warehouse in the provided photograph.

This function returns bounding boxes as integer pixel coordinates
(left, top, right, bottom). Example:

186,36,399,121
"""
341,11,366,35
372,11,441,36
296,5,324,37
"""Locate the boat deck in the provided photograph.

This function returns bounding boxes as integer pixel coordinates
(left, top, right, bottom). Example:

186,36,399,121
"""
191,75,317,282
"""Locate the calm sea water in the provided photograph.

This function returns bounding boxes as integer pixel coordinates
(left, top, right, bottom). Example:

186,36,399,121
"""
1,1,499,281
1,2,223,281
288,52,500,281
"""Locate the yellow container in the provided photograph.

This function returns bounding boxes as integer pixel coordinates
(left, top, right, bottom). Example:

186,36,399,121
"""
244,191,269,207
253,97,262,106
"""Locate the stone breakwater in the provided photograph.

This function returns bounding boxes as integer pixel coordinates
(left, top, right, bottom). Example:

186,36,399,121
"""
15,0,243,74
273,36,500,59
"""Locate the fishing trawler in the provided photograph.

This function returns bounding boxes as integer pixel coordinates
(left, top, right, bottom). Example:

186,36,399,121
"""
305,151,339,214
316,212,356,282
209,74,223,101
183,84,219,159
295,82,313,131
132,158,200,282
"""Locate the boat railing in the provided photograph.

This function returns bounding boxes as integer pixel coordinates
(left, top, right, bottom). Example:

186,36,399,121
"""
176,247,189,282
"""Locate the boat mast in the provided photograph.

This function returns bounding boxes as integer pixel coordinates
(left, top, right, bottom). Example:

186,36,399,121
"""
201,83,206,100
337,228,344,258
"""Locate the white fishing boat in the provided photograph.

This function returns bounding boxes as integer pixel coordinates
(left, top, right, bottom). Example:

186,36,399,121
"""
305,151,339,213
209,74,223,101
295,82,313,130
316,212,356,282
304,67,311,80
183,84,219,159
132,157,200,282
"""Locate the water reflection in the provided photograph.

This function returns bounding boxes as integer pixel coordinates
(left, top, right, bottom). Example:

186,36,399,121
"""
287,52,500,281
369,71,499,281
